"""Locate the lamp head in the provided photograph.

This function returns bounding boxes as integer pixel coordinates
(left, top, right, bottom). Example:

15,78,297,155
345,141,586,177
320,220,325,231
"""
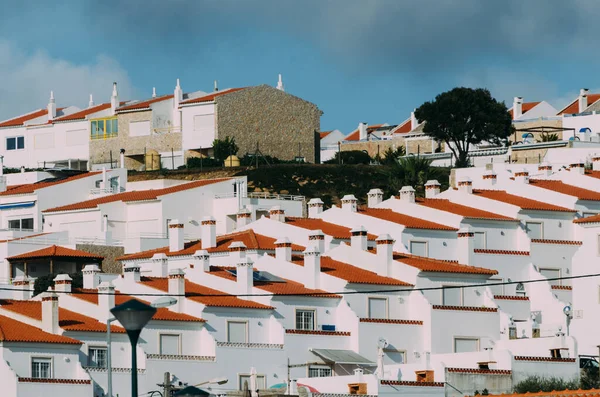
563,305,572,317
110,299,157,332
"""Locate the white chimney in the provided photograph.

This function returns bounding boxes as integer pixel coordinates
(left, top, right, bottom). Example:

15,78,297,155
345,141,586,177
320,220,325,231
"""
47,91,56,121
214,80,218,92
173,79,183,130
457,177,473,194
307,198,324,218
424,180,441,198
124,263,141,283
168,219,184,252
482,170,497,187
152,87,157,98
579,88,589,113
350,226,368,251
236,257,254,297
457,227,475,266
53,274,72,293
538,162,553,176
42,290,60,334
303,246,321,289
201,216,217,249
120,148,126,169
0,155,4,176
276,74,285,91
341,194,358,212
151,253,169,277
12,276,32,300
82,264,101,289
308,229,325,253
229,241,247,263
193,249,210,272
514,169,529,184
399,186,416,203
410,110,418,131
512,97,523,120
376,234,395,276
111,82,119,115
168,269,186,312
367,188,384,208
570,160,585,175
358,122,368,141
88,94,95,108
275,237,292,262
0,175,7,193
97,281,115,321
237,207,252,228
269,206,286,222
593,156,600,172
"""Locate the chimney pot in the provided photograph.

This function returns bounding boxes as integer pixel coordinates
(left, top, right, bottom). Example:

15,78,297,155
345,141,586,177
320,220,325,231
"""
201,216,217,249
303,246,321,289
341,194,358,212
307,198,324,218
514,169,529,184
12,276,32,300
275,237,292,262
399,186,416,203
168,219,185,252
358,122,368,141
375,234,395,276
53,274,72,293
168,268,186,312
538,162,553,176
457,227,475,266
579,88,589,113
350,225,368,251
308,229,326,253
592,156,600,172
124,263,141,283
229,241,247,262
482,170,497,186
569,161,585,175
237,207,252,228
97,281,115,321
151,253,169,277
193,249,211,272
82,264,101,289
41,290,60,334
367,189,384,208
512,97,523,120
269,206,286,222
236,258,254,297
457,178,473,194
424,180,441,198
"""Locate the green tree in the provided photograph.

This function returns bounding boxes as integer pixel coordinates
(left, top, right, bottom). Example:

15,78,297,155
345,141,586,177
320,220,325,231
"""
539,133,559,142
324,150,372,165
415,87,513,168
385,156,446,197
380,146,406,166
513,375,579,393
34,272,84,296
212,136,239,165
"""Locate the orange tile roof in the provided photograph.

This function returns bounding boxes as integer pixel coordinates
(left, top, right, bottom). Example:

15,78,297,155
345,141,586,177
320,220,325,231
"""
71,288,205,322
359,318,423,325
358,208,458,231
344,124,385,141
494,295,529,301
473,189,576,213
392,118,412,134
319,131,332,139
475,389,600,397
558,93,600,115
416,198,517,221
0,313,81,344
291,255,412,286
529,179,600,201
140,277,273,310
574,214,600,224
53,103,112,122
381,380,445,387
514,356,576,362
391,252,497,275
117,94,174,112
0,299,125,333
209,266,341,298
6,245,104,261
531,239,582,245
474,248,530,256
117,229,304,261
432,305,497,312
285,217,377,240
180,88,246,105
585,170,600,180
447,367,511,375
286,329,350,336
0,171,102,197
0,108,48,128
44,178,232,212
509,101,540,119
552,285,572,290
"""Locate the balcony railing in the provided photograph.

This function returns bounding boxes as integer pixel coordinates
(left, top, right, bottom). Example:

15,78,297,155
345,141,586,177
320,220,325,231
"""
216,341,284,349
146,354,215,361
89,186,126,195
90,132,118,140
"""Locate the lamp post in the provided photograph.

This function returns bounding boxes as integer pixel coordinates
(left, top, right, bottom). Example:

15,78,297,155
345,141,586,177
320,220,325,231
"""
110,299,157,397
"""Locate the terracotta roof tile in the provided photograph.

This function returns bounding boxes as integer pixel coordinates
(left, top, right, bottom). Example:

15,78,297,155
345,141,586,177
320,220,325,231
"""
476,389,600,397
514,356,576,362
474,249,530,256
291,255,412,286
531,239,582,245
494,295,529,301
71,288,206,321
432,305,497,312
285,217,377,240
52,103,112,122
392,252,497,275
140,277,273,310
558,94,600,115
319,131,332,139
0,171,102,196
0,109,48,128
447,367,511,375
285,329,350,336
473,189,576,213
208,266,341,298
358,208,457,231
416,198,517,221
529,179,600,201
574,214,600,224
392,119,412,134
551,285,572,290
0,299,125,333
380,380,444,387
117,94,174,112
18,378,91,384
359,318,423,325
585,170,600,180
7,245,104,261
344,124,385,141
0,313,80,344
44,178,232,212
180,88,246,105
509,102,540,119
117,229,304,261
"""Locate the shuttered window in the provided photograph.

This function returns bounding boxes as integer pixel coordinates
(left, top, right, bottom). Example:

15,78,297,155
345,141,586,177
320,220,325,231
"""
227,321,248,343
368,298,388,319
159,334,180,355
454,338,479,353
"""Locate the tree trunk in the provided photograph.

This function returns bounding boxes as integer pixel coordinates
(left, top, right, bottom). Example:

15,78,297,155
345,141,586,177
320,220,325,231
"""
455,150,470,168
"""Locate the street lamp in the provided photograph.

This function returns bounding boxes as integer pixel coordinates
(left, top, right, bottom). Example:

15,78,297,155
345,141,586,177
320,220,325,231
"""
563,304,573,336
174,386,210,397
110,299,157,397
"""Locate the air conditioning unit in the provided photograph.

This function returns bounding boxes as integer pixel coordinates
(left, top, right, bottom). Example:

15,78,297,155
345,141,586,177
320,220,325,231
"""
321,324,336,331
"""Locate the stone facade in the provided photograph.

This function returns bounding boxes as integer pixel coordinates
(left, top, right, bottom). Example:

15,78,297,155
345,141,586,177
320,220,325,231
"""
214,85,322,163
89,110,182,170
512,118,564,142
75,244,125,274
341,139,404,158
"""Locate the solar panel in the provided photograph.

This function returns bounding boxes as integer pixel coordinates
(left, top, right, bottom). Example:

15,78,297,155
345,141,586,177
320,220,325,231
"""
254,271,285,283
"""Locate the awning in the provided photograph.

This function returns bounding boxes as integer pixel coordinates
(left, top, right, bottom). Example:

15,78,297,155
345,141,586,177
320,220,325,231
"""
310,349,376,366
0,201,35,210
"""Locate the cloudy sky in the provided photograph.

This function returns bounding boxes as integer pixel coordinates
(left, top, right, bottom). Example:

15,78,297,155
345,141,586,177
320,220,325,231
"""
1,0,599,132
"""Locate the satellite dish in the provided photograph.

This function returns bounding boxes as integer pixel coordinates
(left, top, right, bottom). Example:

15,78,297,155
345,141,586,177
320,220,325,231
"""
377,337,388,349
563,305,572,316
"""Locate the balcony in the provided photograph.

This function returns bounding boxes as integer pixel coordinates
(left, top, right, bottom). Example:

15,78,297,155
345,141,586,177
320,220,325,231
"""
89,186,126,196
216,341,284,349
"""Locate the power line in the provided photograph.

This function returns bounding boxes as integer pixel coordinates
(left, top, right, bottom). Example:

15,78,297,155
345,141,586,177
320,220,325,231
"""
12,272,599,299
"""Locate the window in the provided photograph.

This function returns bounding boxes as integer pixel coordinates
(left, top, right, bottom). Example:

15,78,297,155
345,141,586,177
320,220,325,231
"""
6,136,24,151
91,117,118,140
159,334,181,355
525,222,543,239
8,218,34,230
488,278,504,296
308,365,332,378
454,338,479,353
539,268,561,286
384,349,406,365
109,176,120,191
88,347,107,368
368,297,388,319
442,286,462,306
583,212,597,218
227,321,248,343
409,241,428,257
474,232,486,249
31,357,52,379
296,309,316,330
239,374,266,390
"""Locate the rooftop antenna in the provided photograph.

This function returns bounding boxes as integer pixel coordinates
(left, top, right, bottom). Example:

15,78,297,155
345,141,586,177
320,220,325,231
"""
214,80,218,92
152,87,157,98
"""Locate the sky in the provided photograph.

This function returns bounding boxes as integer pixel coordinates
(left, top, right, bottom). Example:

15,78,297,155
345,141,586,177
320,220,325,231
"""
1,0,600,133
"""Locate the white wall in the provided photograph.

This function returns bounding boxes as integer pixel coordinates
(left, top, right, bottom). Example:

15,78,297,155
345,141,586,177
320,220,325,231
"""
181,103,216,150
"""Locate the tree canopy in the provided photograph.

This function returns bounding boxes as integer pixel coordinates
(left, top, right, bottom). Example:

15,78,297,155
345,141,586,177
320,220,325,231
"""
414,87,513,168
212,136,239,165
